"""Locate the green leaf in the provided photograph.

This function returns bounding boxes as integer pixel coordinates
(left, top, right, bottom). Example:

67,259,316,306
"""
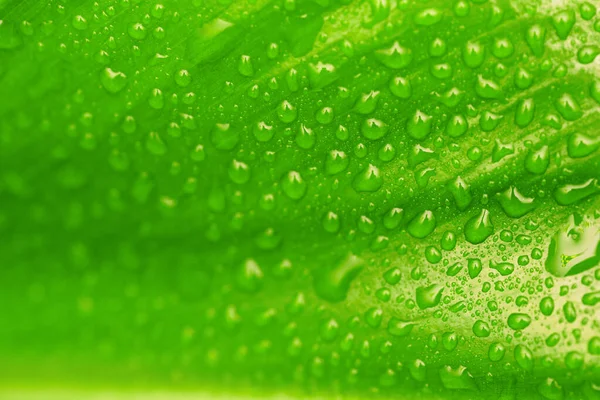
1,0,600,399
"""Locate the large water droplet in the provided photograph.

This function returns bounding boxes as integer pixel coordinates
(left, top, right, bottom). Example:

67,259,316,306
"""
211,123,239,150
439,365,477,390
407,210,436,238
554,179,600,205
282,171,307,200
545,214,600,277
325,150,349,175
407,110,432,140
353,164,383,192
464,209,494,244
101,67,127,94
389,76,411,98
362,118,388,140
387,318,415,337
416,284,443,309
463,41,485,68
375,41,413,69
313,253,364,302
496,186,536,218
237,259,264,293
475,75,502,99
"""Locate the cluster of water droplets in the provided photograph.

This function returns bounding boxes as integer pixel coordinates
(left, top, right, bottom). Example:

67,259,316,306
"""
1,0,600,398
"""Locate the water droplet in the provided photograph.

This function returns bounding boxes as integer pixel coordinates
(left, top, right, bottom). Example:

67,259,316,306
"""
325,150,349,175
490,260,514,276
364,307,383,328
475,75,502,99
409,144,436,167
430,62,453,79
378,143,396,162
488,342,505,362
308,62,338,88
407,210,436,238
358,215,375,234
545,214,600,277
128,23,147,40
472,320,490,337
463,41,485,68
353,164,383,192
255,228,282,250
409,359,427,382
546,332,560,347
507,313,531,330
229,160,250,184
238,55,254,77
446,114,468,137
525,25,546,57
515,67,533,89
568,132,600,158
589,337,600,355
429,37,447,57
278,100,297,123
538,377,564,400
286,68,299,92
563,301,577,322
582,291,600,306
320,318,339,342
525,145,549,174
340,333,355,352
414,8,442,26
267,42,279,59
496,186,536,218
552,10,576,40
72,15,88,30
281,171,307,200
313,253,364,302
425,245,442,264
101,67,127,94
581,2,597,20
515,98,535,128
383,320,414,344
149,88,164,109
363,0,391,26
407,110,432,140
439,365,477,390
380,208,403,231
464,209,494,244
492,139,514,162
211,123,239,150
480,111,503,132
437,87,464,107
296,124,316,149
555,93,582,121
237,259,263,293
492,37,514,59
389,76,411,98
175,69,191,87
467,258,482,279
514,345,533,371
416,284,443,309
146,132,167,155
336,125,349,140
353,90,380,114
362,118,388,140
375,41,413,69
253,121,274,142
316,107,334,125
322,211,340,233
554,179,600,206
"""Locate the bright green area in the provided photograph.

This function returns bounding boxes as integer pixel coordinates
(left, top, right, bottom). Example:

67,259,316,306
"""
1,0,600,399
